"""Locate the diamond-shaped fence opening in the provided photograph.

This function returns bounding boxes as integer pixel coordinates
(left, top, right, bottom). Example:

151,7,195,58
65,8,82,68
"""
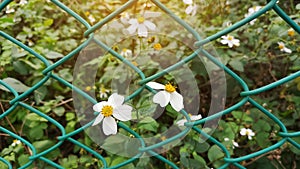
0,0,300,168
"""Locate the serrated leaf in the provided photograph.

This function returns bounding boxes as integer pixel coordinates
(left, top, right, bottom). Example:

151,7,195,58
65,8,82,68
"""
0,77,30,93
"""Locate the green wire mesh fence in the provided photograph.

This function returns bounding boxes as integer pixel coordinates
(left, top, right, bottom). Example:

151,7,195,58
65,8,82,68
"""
0,0,300,168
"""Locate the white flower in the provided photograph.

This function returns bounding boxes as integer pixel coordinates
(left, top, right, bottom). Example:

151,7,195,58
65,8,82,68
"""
19,0,28,5
224,138,239,148
183,0,197,16
277,42,292,54
92,93,132,135
120,48,132,57
126,13,157,37
244,6,262,25
88,15,96,24
146,82,184,112
99,86,110,99
5,5,15,14
176,114,202,126
11,139,21,147
220,35,240,48
185,4,197,16
240,128,255,140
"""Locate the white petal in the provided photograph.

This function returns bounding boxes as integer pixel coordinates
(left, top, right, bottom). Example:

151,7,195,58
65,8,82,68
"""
127,24,138,34
146,82,165,90
103,117,117,135
128,19,138,25
240,128,246,135
185,5,193,15
92,113,104,126
233,141,239,147
153,91,170,107
284,47,292,53
224,138,230,141
220,39,228,45
144,20,156,30
138,24,148,37
227,41,234,48
93,102,107,112
113,104,132,121
170,91,184,111
183,0,193,5
108,93,124,107
190,114,202,121
176,119,187,126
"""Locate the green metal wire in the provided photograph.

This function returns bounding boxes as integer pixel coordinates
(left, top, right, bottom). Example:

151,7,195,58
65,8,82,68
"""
0,0,299,168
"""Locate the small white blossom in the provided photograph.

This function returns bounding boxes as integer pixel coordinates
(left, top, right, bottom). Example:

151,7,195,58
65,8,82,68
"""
240,128,255,140
120,48,132,57
19,0,28,5
176,114,202,126
220,35,240,48
126,12,158,37
5,5,15,14
224,138,239,148
99,86,110,99
11,140,21,147
183,0,197,16
146,82,184,111
244,6,262,25
277,42,292,54
88,15,96,24
92,93,132,135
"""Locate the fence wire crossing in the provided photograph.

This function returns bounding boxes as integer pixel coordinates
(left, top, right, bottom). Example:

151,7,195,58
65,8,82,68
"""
0,0,300,168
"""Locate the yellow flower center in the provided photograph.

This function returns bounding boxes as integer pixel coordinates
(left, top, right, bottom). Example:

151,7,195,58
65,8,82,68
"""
85,86,92,91
137,16,145,23
153,43,162,50
165,83,176,93
102,105,113,117
13,140,19,144
278,44,284,50
288,29,295,37
227,35,233,41
100,87,107,93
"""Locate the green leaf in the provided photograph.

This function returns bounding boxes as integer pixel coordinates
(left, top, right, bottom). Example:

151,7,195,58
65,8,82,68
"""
32,140,55,153
26,113,48,122
137,117,159,132
53,107,65,116
29,127,44,140
66,112,75,121
17,154,30,166
208,145,224,161
45,51,64,59
58,68,73,82
43,19,53,27
13,61,29,75
229,59,244,72
0,77,30,93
